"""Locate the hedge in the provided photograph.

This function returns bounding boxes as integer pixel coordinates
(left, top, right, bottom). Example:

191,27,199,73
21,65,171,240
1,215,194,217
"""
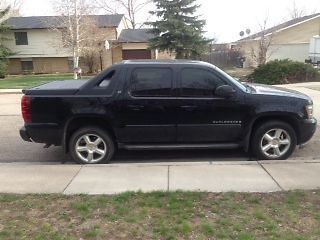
248,59,320,85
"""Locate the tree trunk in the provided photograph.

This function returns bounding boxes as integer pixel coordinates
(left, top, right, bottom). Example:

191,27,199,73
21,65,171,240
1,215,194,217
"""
73,0,79,80
175,50,184,59
73,55,79,79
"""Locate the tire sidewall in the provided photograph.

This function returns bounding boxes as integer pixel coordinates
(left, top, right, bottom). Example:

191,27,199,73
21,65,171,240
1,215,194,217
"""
69,126,115,164
252,121,297,160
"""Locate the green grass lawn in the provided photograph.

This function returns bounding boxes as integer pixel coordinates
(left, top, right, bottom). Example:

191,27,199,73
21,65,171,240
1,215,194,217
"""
0,191,319,240
0,74,91,89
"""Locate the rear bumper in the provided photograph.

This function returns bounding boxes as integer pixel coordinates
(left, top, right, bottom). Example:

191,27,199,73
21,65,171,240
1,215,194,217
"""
20,126,32,142
298,118,317,144
19,124,63,145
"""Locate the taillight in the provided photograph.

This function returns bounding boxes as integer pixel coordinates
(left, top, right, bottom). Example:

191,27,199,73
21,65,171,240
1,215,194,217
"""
21,95,32,123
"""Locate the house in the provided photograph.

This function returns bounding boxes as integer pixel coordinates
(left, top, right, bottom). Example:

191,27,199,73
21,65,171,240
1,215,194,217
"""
4,15,128,74
114,28,174,63
237,13,320,67
3,15,171,74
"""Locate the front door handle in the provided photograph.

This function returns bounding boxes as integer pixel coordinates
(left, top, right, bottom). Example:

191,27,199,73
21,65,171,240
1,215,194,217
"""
128,105,145,111
180,105,197,111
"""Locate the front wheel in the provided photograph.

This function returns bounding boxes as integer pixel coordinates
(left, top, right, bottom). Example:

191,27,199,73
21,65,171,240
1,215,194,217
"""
251,121,297,160
69,126,115,164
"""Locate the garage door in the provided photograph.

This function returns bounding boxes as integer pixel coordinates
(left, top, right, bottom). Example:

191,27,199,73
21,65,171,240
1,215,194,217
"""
122,49,152,60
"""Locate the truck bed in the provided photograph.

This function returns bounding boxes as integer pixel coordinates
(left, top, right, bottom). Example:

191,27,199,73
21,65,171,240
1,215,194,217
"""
23,80,88,95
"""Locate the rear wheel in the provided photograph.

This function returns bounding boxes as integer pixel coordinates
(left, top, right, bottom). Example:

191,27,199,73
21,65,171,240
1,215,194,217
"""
252,121,297,160
69,126,115,164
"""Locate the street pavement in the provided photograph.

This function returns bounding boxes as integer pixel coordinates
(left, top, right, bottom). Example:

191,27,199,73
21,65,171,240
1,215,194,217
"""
0,160,320,194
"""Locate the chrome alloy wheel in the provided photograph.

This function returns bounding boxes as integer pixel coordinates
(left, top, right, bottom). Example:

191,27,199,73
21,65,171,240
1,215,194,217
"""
260,128,291,159
75,134,107,163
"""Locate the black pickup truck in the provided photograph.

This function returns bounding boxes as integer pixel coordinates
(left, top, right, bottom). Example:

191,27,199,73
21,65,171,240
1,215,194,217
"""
20,60,317,164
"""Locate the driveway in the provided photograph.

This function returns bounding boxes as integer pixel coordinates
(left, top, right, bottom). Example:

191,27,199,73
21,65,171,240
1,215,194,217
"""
0,82,319,163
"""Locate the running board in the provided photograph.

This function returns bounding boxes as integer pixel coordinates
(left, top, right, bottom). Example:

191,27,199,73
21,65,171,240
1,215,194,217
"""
119,143,240,150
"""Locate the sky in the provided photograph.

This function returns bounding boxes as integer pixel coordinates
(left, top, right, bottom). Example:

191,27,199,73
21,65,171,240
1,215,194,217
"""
17,0,320,43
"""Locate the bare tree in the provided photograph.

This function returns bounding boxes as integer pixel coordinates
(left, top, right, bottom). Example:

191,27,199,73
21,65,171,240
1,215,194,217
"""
250,17,274,66
52,0,95,79
94,0,152,29
81,25,111,73
0,0,23,17
288,1,307,20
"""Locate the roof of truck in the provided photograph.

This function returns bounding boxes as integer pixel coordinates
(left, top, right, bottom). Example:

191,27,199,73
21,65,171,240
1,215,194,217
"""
118,59,214,67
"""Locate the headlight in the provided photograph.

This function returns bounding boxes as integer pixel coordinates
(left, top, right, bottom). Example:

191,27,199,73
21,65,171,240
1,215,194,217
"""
305,105,313,119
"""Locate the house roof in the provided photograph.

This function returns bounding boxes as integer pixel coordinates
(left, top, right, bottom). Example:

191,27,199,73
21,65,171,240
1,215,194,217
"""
239,13,320,41
5,14,124,30
118,29,154,43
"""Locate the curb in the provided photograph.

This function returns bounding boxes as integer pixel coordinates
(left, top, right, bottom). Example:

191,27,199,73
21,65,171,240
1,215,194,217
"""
0,89,22,94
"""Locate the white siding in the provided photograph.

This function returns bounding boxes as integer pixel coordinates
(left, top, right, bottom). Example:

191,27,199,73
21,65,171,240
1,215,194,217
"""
4,29,72,58
116,17,128,39
268,43,309,62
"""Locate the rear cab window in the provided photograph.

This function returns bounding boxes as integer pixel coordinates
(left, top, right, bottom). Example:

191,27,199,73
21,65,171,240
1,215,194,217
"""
129,68,173,97
99,70,116,88
84,68,120,95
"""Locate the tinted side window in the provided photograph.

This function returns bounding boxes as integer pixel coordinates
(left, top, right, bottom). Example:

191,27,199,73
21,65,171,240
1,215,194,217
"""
181,68,225,97
130,68,172,97
99,70,116,88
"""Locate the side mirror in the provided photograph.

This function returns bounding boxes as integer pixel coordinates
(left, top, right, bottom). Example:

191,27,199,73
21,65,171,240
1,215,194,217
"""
215,85,236,98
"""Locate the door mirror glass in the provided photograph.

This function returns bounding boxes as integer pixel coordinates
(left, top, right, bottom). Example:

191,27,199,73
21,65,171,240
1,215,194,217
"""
215,85,236,98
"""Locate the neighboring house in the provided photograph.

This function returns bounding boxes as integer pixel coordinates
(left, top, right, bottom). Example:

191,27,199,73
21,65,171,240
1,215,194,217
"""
117,28,155,60
114,28,174,62
4,15,128,74
3,15,172,74
237,13,320,67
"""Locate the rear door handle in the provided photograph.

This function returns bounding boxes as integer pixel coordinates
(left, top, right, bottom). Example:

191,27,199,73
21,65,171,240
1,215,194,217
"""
180,105,197,111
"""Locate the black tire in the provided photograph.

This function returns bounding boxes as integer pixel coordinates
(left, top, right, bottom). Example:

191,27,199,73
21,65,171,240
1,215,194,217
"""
69,126,115,164
251,121,297,160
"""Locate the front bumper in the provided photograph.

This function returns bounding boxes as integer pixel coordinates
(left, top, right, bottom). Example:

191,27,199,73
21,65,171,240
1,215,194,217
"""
298,118,317,144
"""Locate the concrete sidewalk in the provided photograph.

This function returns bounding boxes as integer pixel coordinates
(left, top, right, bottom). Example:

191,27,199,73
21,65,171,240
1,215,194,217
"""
0,160,319,195
0,89,22,94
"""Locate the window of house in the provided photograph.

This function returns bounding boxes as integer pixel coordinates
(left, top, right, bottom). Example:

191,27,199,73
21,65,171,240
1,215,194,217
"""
14,32,28,45
21,59,34,72
180,68,225,97
130,68,172,97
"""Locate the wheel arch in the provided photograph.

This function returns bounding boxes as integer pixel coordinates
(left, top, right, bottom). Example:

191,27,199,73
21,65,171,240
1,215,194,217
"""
243,113,300,152
63,115,117,153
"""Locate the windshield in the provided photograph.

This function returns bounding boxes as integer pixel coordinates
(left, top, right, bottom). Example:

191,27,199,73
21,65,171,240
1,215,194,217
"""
213,66,247,92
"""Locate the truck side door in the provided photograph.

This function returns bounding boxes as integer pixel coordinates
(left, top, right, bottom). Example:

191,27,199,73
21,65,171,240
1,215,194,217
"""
114,66,177,143
176,67,247,143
